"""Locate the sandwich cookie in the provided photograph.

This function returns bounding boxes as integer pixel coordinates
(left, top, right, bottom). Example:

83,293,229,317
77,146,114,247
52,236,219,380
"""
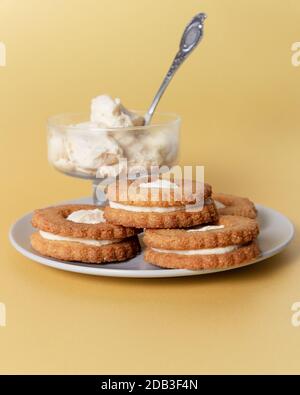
213,193,257,219
104,179,219,229
31,204,141,263
144,215,260,270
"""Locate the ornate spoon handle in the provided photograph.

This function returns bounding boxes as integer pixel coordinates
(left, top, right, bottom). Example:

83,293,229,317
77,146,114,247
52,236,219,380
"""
144,13,207,125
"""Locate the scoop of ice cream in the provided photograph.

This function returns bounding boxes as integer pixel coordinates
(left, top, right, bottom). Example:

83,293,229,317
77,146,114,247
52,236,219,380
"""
90,95,144,128
65,123,123,172
49,94,177,178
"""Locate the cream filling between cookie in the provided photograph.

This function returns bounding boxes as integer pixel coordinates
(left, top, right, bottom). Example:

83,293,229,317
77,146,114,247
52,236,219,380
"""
67,209,105,224
39,230,120,247
187,225,224,232
152,245,238,255
109,198,212,213
139,180,179,189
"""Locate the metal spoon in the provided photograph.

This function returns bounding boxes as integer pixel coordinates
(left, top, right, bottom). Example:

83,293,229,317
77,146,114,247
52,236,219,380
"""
144,13,207,125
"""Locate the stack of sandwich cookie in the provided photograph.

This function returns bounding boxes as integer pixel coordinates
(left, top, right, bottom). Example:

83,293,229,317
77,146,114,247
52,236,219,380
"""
144,215,260,270
31,204,141,264
104,179,218,229
212,193,257,219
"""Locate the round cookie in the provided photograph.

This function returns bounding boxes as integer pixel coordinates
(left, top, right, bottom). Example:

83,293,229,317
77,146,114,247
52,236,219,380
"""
106,178,212,206
144,215,260,270
212,193,257,219
32,204,140,239
31,233,140,264
31,204,141,264
104,179,218,229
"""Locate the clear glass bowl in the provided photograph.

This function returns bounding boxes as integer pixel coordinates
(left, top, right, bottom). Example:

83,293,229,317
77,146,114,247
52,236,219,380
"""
47,112,180,202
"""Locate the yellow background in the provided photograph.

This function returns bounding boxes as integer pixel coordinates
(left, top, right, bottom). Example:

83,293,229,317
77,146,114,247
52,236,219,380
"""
1,0,300,373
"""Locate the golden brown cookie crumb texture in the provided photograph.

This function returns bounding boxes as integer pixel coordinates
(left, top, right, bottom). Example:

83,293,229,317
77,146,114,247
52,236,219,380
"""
106,178,212,207
144,215,259,249
31,232,141,264
32,204,141,239
104,179,218,229
144,242,260,270
212,193,257,219
143,215,260,270
30,204,141,264
104,201,219,229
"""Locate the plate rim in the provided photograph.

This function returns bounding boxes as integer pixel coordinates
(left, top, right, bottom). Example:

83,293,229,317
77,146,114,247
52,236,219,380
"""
9,203,295,278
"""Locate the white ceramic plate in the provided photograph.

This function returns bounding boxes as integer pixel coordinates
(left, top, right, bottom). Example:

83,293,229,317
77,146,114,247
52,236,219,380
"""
9,198,294,278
